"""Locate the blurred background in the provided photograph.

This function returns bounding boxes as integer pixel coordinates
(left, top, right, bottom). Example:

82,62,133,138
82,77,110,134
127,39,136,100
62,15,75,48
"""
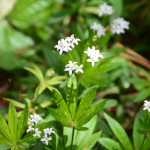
0,0,150,144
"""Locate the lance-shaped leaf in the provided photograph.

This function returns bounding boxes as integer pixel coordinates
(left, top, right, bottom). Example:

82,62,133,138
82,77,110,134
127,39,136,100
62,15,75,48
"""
8,102,18,143
0,135,12,146
53,89,72,121
99,138,124,150
47,107,70,126
75,87,97,121
75,100,106,126
104,113,134,150
0,112,13,143
66,74,78,120
3,98,25,109
17,102,29,141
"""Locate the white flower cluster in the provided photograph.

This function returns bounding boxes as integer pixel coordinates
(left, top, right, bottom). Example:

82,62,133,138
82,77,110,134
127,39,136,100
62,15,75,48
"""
90,3,129,36
27,114,55,145
110,18,130,34
143,100,150,112
64,61,83,76
90,22,106,38
55,34,81,55
84,46,104,67
98,3,113,17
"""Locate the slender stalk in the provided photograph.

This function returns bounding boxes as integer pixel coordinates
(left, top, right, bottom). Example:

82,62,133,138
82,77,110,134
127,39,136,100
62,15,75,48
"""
69,51,74,62
71,127,75,150
140,132,147,150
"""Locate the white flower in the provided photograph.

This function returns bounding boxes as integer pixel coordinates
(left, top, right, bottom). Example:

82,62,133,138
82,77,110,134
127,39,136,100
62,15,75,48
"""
143,100,150,112
30,114,42,124
66,34,81,48
64,61,77,76
84,46,104,67
91,22,106,38
75,64,84,73
33,128,41,137
41,134,52,145
27,126,34,133
55,39,71,55
111,18,130,34
44,128,55,135
98,3,113,17
28,118,34,126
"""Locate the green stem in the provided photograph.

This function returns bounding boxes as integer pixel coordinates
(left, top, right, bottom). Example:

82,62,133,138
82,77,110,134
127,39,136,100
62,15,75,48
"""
140,132,147,150
71,127,75,150
69,51,74,62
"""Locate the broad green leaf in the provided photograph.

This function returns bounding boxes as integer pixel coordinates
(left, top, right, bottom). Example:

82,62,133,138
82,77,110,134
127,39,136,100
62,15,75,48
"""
0,144,12,150
75,87,97,121
3,98,25,109
17,103,29,141
66,74,78,120
134,88,150,102
63,127,73,150
0,135,12,146
8,102,18,143
49,133,65,150
82,131,102,150
109,0,123,22
142,133,150,150
75,100,106,126
104,113,134,150
0,112,13,142
75,115,97,150
7,0,54,29
133,108,144,150
47,107,70,125
74,126,88,131
53,89,72,121
99,138,124,150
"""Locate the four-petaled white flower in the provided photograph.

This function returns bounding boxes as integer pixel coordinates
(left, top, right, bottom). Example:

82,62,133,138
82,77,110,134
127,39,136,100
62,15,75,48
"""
143,100,150,112
33,128,41,137
55,35,81,55
43,128,55,135
64,61,78,76
91,22,106,38
75,64,84,73
30,114,42,124
27,126,34,133
84,46,104,67
41,134,52,145
98,3,113,17
55,39,72,55
111,18,130,34
66,34,81,48
28,118,34,126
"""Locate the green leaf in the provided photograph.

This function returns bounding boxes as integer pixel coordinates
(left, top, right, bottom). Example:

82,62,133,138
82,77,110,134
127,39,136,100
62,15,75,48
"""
82,131,101,150
142,133,150,150
99,138,124,150
74,126,88,131
134,88,150,102
53,89,72,121
0,135,12,146
75,87,97,121
66,74,78,120
74,115,97,150
17,102,29,141
7,0,54,29
0,112,13,143
133,108,145,150
75,100,106,126
47,107,70,126
104,113,134,150
8,102,18,143
63,127,73,150
3,98,25,109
